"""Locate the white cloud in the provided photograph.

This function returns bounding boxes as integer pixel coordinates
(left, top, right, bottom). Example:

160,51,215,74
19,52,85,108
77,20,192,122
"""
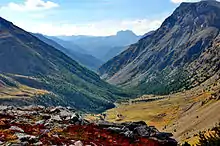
0,0,164,36
171,0,198,3
2,0,59,11
171,0,219,4
15,18,163,36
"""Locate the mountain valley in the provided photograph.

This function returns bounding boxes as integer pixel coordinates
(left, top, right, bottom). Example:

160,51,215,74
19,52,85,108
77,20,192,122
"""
0,0,220,145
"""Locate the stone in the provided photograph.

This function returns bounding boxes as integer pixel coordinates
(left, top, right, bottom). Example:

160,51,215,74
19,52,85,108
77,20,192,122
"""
70,113,82,124
155,132,173,140
74,140,83,146
50,107,61,114
33,141,43,146
40,114,51,120
40,129,50,135
133,125,150,137
50,115,62,121
123,130,134,138
106,127,123,133
35,120,45,125
29,111,38,116
10,126,24,133
67,106,76,111
0,106,9,111
15,133,32,142
124,121,147,130
70,140,76,143
44,122,53,128
59,110,72,120
29,135,38,143
10,142,29,146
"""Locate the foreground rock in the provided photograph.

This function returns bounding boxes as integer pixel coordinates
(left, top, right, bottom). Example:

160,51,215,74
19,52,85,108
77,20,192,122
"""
0,106,177,145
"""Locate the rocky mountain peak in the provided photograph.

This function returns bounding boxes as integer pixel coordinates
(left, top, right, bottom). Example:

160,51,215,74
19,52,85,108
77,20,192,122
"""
0,17,13,30
161,0,220,30
116,30,137,37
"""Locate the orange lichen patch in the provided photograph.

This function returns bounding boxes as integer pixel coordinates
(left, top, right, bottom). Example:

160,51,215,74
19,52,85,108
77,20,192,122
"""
0,120,7,127
52,127,63,133
193,92,212,102
0,129,17,141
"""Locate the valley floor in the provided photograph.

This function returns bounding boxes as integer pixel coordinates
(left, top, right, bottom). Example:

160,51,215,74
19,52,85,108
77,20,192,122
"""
104,79,220,145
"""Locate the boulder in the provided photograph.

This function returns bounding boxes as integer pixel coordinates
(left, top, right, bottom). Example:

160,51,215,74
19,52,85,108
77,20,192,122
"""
9,126,24,133
74,141,83,146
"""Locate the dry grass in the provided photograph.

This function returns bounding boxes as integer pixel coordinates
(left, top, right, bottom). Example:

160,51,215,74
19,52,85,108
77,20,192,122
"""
0,83,49,99
0,86,49,99
105,79,220,145
0,74,50,99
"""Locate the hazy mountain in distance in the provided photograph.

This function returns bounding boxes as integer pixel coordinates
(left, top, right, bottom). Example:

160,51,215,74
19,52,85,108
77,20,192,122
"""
33,33,103,70
47,36,88,55
103,46,128,62
0,16,128,113
99,0,220,95
57,30,141,61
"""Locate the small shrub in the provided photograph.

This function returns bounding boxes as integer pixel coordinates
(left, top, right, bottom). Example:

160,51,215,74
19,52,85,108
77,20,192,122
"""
182,142,191,146
196,123,220,146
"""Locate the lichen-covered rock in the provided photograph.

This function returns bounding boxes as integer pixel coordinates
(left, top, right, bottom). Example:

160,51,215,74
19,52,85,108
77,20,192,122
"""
0,106,177,145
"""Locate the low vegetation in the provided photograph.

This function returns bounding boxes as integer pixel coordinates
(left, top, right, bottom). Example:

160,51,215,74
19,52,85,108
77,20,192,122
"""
196,123,220,146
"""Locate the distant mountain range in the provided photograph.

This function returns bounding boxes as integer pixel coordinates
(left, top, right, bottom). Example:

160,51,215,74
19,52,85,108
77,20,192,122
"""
57,30,141,61
32,33,103,71
99,0,220,95
0,16,128,113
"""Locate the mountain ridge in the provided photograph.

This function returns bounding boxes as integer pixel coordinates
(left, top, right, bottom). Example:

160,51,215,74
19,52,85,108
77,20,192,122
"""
99,0,220,95
0,16,128,113
57,30,141,61
32,33,103,70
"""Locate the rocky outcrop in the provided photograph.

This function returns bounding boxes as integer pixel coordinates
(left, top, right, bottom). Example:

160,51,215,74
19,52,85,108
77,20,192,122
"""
0,106,177,145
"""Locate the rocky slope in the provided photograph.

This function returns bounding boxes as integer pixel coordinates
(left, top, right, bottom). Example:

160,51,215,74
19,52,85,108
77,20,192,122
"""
0,105,177,145
0,16,128,113
99,1,220,95
33,33,103,70
103,46,128,62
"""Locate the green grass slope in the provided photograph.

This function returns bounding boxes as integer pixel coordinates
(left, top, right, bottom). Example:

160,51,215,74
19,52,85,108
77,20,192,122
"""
0,17,129,113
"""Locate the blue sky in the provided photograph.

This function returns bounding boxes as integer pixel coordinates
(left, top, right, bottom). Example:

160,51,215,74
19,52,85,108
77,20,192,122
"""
0,0,204,36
